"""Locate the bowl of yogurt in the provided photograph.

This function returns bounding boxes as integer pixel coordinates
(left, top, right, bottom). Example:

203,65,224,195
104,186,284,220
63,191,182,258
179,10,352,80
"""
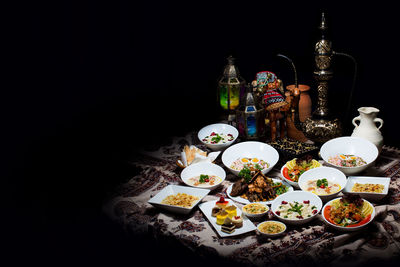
198,123,238,151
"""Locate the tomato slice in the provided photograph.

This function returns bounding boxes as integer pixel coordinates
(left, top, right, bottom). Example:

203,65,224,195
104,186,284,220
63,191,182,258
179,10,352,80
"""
283,167,292,181
323,205,336,225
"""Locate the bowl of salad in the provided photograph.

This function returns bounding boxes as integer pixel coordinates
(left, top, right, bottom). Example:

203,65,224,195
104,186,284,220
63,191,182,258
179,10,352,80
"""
320,136,378,175
271,191,323,225
280,155,321,189
198,123,239,151
322,194,375,231
222,141,279,176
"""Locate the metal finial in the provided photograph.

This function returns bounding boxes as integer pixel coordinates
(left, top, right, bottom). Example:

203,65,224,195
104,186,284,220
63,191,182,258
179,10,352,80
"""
227,55,235,64
319,12,327,30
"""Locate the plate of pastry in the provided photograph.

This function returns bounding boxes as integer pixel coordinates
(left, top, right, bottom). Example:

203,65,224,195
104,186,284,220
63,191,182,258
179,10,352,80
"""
198,197,256,237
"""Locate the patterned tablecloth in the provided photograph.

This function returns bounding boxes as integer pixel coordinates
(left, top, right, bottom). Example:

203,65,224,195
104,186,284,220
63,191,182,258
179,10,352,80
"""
103,133,400,266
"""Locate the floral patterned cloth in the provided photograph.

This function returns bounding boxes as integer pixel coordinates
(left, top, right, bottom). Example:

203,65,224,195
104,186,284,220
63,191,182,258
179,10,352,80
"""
103,133,400,266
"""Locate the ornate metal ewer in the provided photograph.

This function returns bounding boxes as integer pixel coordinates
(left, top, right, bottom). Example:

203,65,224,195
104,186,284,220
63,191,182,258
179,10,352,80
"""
303,13,342,144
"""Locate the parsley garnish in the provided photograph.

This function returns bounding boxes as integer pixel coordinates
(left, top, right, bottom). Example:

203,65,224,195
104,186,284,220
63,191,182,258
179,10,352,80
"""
199,174,209,183
238,166,253,183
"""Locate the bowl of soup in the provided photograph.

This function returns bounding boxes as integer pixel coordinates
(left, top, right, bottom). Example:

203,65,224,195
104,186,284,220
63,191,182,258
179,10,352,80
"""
298,167,347,201
180,162,226,190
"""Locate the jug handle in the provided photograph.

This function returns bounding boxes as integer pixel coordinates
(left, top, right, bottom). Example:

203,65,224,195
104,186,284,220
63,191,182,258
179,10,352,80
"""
352,116,361,127
374,118,383,130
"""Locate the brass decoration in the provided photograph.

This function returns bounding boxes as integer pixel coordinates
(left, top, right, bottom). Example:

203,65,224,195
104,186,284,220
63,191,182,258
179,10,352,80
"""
303,118,342,144
302,12,342,144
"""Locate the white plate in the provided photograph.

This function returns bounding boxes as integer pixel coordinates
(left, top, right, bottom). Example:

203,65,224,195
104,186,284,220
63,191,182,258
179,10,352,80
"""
226,178,294,205
148,185,210,214
343,176,390,202
198,199,256,237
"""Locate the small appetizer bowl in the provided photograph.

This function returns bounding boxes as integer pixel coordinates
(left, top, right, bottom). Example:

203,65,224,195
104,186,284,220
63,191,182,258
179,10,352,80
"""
271,191,323,225
298,167,347,202
320,136,378,176
280,158,321,189
342,176,390,202
180,162,226,190
222,141,279,176
242,203,270,219
198,123,239,151
321,197,376,231
257,220,286,237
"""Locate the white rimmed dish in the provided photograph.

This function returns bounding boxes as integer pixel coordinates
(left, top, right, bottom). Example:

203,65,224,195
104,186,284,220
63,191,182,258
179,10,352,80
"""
298,166,347,201
198,123,239,151
321,197,376,231
280,158,322,189
148,185,210,214
226,178,293,205
242,203,270,219
343,176,390,202
257,220,287,237
270,191,323,225
198,199,256,237
180,162,226,190
222,141,279,176
320,136,378,175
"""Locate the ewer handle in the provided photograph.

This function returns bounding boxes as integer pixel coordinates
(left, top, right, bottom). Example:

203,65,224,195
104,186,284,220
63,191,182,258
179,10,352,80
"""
352,116,361,127
374,118,383,130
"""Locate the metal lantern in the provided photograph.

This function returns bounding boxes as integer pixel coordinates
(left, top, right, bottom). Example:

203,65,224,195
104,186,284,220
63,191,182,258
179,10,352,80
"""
236,84,266,140
217,56,246,111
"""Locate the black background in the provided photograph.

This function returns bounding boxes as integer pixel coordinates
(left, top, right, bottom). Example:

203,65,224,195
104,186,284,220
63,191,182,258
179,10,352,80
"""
3,1,400,266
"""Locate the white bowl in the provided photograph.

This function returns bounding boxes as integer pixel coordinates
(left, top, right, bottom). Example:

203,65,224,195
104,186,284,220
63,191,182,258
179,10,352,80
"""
257,220,287,237
343,176,390,202
180,162,226,190
320,136,378,175
321,197,376,231
298,167,347,201
148,185,210,214
280,159,322,189
198,123,239,151
241,203,270,219
222,141,279,176
270,191,323,225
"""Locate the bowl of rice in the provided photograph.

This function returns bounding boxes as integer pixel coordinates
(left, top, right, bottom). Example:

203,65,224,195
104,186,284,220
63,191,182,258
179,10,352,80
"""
320,137,379,176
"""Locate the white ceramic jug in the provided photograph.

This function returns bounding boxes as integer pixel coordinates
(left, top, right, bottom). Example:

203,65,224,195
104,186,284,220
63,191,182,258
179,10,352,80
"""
351,107,383,152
